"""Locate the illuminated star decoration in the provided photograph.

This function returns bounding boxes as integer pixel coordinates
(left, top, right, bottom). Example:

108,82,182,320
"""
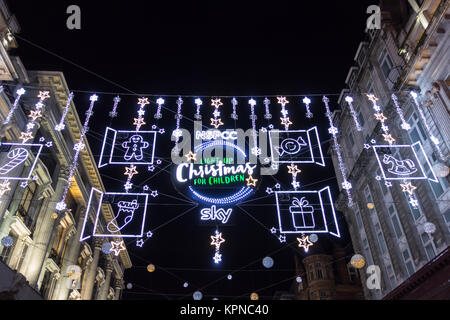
277,96,289,106
246,175,258,187
297,235,313,253
409,198,419,208
124,165,138,179
382,134,396,145
287,164,301,177
364,144,371,150
172,129,182,138
138,97,150,108
148,165,155,172
150,190,158,198
20,181,28,188
146,231,153,238
185,151,197,162
19,131,34,143
275,183,281,189
374,113,387,123
39,137,46,142
400,182,417,195
328,126,339,135
136,239,144,248
213,109,221,118
271,163,279,170
156,159,162,165
110,240,126,256
210,231,225,251
29,110,42,121
133,117,146,130
158,128,165,134
45,141,53,148
266,187,273,195
0,180,11,196
210,118,224,128
385,181,392,187
270,227,277,234
280,117,292,128
366,94,378,104
292,181,300,189
143,185,149,191
211,98,223,109
279,235,286,243
38,91,50,101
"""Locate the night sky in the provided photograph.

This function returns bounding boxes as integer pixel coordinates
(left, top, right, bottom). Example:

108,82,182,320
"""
8,0,377,300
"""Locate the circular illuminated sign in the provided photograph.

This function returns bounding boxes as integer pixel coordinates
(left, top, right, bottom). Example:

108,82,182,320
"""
174,139,259,206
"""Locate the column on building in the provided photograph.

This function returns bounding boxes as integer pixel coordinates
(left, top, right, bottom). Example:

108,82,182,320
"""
114,278,124,300
81,238,103,300
97,257,113,300
22,167,69,288
52,205,86,300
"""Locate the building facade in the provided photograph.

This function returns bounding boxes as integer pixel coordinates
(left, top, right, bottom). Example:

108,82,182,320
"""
330,0,449,299
293,245,365,300
0,1,131,300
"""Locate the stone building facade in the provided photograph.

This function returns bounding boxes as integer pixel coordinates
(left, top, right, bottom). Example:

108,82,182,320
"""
0,0,131,300
293,245,365,300
330,0,449,299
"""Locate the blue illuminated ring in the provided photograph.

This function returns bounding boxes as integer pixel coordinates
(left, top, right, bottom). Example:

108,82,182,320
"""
190,140,254,205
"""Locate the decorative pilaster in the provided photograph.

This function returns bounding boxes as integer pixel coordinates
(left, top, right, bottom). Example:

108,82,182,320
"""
22,167,69,287
80,238,103,300
114,278,124,300
97,259,113,300
52,206,86,300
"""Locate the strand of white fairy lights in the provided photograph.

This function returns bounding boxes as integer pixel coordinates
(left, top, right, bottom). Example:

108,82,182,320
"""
55,92,74,131
344,96,362,131
277,96,292,130
303,97,313,119
323,96,354,207
56,94,98,211
263,98,272,120
19,91,50,144
194,98,202,120
3,87,26,125
249,99,260,156
173,97,184,153
366,94,396,145
391,94,411,131
109,96,121,118
410,91,446,161
231,98,238,120
155,97,164,119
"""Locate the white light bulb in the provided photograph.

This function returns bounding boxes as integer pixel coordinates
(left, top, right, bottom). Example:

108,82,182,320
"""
303,97,311,104
156,98,165,105
90,94,98,102
410,91,418,99
345,96,353,103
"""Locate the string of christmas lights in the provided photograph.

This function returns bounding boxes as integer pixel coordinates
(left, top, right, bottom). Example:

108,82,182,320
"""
249,98,260,156
210,229,225,264
277,97,292,130
19,91,50,144
344,96,362,131
172,97,184,154
322,96,354,207
56,94,98,211
194,98,202,120
391,94,411,131
210,98,224,129
55,92,74,131
3,87,26,125
109,96,121,118
230,98,238,120
263,98,272,120
366,94,395,145
155,97,164,119
410,91,446,161
302,97,313,119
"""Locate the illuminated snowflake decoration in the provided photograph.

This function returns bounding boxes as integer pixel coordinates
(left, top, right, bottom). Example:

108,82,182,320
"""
124,181,133,191
342,181,352,190
73,142,85,152
172,129,183,138
56,201,67,211
401,122,411,130
291,181,300,189
251,147,261,156
328,126,339,135
213,252,222,264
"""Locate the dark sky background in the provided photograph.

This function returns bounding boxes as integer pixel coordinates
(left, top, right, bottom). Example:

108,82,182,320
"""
8,0,377,300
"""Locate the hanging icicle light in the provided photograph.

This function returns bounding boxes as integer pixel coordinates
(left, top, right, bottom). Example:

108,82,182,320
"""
344,96,362,131
303,97,313,119
3,87,26,125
